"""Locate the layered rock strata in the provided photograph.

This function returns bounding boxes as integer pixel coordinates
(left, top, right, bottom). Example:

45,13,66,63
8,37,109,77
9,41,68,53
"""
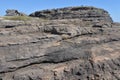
0,6,120,80
29,6,113,23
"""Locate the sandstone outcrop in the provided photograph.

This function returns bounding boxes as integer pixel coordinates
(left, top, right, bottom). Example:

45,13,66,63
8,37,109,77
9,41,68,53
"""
0,6,120,80
5,9,26,16
29,6,113,23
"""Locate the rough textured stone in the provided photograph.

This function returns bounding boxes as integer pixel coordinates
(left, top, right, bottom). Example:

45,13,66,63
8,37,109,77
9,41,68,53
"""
5,9,26,16
0,6,120,80
29,6,113,23
0,20,25,28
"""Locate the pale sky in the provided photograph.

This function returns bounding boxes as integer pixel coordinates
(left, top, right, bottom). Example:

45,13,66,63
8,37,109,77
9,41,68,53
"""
0,0,119,22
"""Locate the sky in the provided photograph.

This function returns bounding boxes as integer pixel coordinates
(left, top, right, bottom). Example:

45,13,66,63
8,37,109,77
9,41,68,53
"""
0,0,120,22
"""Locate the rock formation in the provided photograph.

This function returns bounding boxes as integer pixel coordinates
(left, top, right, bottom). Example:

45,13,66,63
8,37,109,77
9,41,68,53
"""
29,6,113,23
5,9,26,16
0,6,120,80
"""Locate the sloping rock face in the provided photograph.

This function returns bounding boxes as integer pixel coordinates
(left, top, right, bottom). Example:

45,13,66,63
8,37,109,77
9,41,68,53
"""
0,6,120,80
29,6,113,23
5,9,26,16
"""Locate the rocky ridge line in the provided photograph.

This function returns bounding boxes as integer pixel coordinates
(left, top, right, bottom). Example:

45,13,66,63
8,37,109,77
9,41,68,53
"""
29,6,113,23
0,6,120,80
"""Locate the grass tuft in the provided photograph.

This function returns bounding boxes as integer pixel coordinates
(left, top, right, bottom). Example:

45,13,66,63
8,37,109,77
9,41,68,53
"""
3,16,32,21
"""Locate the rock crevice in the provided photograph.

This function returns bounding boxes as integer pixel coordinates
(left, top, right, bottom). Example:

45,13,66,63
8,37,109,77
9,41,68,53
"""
0,6,120,80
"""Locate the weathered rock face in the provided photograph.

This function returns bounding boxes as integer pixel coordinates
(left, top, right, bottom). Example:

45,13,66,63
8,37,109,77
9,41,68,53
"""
29,6,113,23
5,9,26,16
0,6,120,80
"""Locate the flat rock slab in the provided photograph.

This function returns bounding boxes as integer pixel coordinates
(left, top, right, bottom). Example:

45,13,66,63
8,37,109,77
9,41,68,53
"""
0,6,120,80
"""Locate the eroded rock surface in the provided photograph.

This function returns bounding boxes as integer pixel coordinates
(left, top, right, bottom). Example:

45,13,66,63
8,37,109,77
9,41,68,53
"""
29,6,113,23
0,6,120,80
5,9,26,16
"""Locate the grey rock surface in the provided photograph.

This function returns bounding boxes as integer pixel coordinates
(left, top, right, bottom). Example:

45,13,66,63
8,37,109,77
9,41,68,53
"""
5,9,26,16
29,6,113,23
0,6,120,80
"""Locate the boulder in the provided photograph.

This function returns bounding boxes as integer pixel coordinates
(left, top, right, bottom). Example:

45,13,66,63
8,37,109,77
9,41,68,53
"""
5,9,26,16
